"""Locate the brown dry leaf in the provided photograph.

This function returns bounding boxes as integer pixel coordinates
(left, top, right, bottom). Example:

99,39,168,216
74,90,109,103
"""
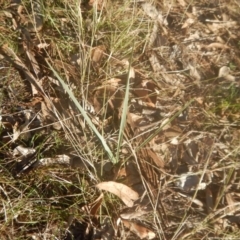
177,0,186,7
127,112,144,132
195,97,204,105
140,147,165,169
121,219,156,239
41,101,62,130
146,148,164,168
82,193,104,216
115,165,127,179
25,48,41,77
89,0,106,10
123,161,142,187
96,181,139,207
133,80,157,108
91,45,106,65
93,83,124,114
181,18,195,29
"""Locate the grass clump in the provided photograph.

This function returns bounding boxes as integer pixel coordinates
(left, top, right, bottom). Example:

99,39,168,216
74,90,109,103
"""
1,0,240,239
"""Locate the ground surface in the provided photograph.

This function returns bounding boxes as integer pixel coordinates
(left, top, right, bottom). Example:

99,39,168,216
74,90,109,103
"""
1,0,240,239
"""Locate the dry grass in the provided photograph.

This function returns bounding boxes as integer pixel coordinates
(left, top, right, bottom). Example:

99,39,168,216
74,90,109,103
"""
1,0,240,239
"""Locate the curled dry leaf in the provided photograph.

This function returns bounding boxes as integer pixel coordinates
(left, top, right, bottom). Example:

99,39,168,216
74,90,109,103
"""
121,219,156,239
218,66,235,81
83,193,104,216
96,181,139,207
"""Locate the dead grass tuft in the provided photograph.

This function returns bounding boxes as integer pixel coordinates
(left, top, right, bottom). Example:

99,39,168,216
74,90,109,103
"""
1,0,240,239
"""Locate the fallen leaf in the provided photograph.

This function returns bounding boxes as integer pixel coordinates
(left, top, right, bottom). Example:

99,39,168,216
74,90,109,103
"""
93,83,124,115
147,148,164,168
218,66,230,78
127,112,144,132
182,18,195,29
122,219,156,239
82,193,104,216
96,181,139,207
218,66,235,81
133,80,157,108
91,45,106,68
195,97,203,105
25,48,41,77
41,101,62,130
89,0,106,10
177,0,186,7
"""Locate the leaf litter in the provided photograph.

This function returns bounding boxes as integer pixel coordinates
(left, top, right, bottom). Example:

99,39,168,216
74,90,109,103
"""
0,0,240,239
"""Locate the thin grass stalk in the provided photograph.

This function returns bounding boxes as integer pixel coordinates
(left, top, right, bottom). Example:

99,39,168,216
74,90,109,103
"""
47,60,117,164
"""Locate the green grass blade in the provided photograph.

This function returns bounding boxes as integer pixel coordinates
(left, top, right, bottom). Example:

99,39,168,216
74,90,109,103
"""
46,60,117,164
116,65,134,161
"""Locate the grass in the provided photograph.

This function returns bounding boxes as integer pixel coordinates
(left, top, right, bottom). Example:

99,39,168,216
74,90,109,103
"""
1,0,240,239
